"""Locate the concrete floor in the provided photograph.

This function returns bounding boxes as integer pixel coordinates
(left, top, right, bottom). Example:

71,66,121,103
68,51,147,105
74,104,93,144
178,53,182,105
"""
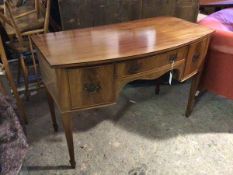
21,81,233,175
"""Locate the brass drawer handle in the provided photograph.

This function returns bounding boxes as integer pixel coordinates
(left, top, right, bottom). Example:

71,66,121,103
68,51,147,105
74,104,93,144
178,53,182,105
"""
84,83,101,93
192,53,200,62
169,53,177,63
128,63,140,74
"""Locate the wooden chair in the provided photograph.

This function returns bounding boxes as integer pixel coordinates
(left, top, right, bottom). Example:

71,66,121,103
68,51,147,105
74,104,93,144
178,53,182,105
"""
0,35,27,124
5,0,51,35
0,11,34,100
0,0,51,99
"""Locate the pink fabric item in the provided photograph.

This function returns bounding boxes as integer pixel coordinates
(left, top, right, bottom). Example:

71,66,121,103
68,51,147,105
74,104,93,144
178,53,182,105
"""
199,8,233,99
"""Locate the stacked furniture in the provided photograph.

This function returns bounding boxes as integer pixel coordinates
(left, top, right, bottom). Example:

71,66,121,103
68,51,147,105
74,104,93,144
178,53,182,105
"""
0,0,51,101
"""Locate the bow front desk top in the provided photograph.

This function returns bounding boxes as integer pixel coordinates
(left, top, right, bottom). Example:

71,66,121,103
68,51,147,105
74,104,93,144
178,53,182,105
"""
31,17,213,168
32,17,213,68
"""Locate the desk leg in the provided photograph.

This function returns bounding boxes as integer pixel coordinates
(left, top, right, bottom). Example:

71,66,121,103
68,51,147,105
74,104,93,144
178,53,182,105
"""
61,113,76,168
155,77,161,95
185,72,201,117
46,90,58,132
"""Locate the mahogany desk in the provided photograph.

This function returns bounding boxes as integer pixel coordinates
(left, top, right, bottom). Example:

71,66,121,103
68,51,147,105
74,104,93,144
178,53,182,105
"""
31,17,213,168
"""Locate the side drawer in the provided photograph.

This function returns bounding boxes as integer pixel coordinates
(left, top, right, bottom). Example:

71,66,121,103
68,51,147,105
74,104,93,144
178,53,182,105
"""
183,37,209,79
37,51,58,102
67,64,115,109
116,46,188,78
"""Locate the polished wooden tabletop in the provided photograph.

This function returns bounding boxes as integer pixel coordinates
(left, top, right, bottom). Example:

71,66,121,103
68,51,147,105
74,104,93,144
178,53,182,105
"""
199,0,233,6
31,17,213,68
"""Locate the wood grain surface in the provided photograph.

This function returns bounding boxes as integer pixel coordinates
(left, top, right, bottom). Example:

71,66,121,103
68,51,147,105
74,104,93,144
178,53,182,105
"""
32,17,213,68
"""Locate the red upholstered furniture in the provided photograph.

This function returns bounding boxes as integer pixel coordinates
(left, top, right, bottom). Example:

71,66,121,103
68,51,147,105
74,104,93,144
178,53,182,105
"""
199,8,233,99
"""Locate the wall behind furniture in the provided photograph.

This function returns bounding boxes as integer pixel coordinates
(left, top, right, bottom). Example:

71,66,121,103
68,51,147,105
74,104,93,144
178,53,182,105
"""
58,0,199,30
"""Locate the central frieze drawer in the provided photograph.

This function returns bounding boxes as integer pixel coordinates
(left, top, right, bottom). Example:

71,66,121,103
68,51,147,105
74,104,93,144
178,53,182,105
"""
67,64,115,109
116,46,188,77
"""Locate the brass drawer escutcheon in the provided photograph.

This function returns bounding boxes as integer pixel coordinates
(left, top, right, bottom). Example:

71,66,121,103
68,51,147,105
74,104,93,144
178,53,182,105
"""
84,83,101,93
169,53,178,62
128,62,141,74
192,53,200,62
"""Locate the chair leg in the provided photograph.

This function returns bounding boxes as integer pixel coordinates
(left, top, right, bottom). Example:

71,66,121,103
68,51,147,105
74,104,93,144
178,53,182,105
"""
2,60,28,124
19,55,30,101
17,60,21,84
28,36,40,89
0,80,7,95
9,77,28,124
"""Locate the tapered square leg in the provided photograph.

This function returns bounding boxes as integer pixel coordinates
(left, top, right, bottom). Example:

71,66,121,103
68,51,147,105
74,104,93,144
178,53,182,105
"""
61,113,76,168
185,72,201,117
46,89,58,132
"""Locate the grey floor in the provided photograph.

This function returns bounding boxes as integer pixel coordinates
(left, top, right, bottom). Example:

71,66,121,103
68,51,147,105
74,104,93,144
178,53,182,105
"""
21,81,233,175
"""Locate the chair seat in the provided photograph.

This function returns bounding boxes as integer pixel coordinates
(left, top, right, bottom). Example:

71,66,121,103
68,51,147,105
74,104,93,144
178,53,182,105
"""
16,13,44,33
11,5,34,16
7,40,29,53
5,11,44,36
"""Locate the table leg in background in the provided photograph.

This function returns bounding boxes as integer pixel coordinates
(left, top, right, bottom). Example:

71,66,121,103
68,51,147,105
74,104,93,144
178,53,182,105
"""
185,72,201,117
46,89,58,132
